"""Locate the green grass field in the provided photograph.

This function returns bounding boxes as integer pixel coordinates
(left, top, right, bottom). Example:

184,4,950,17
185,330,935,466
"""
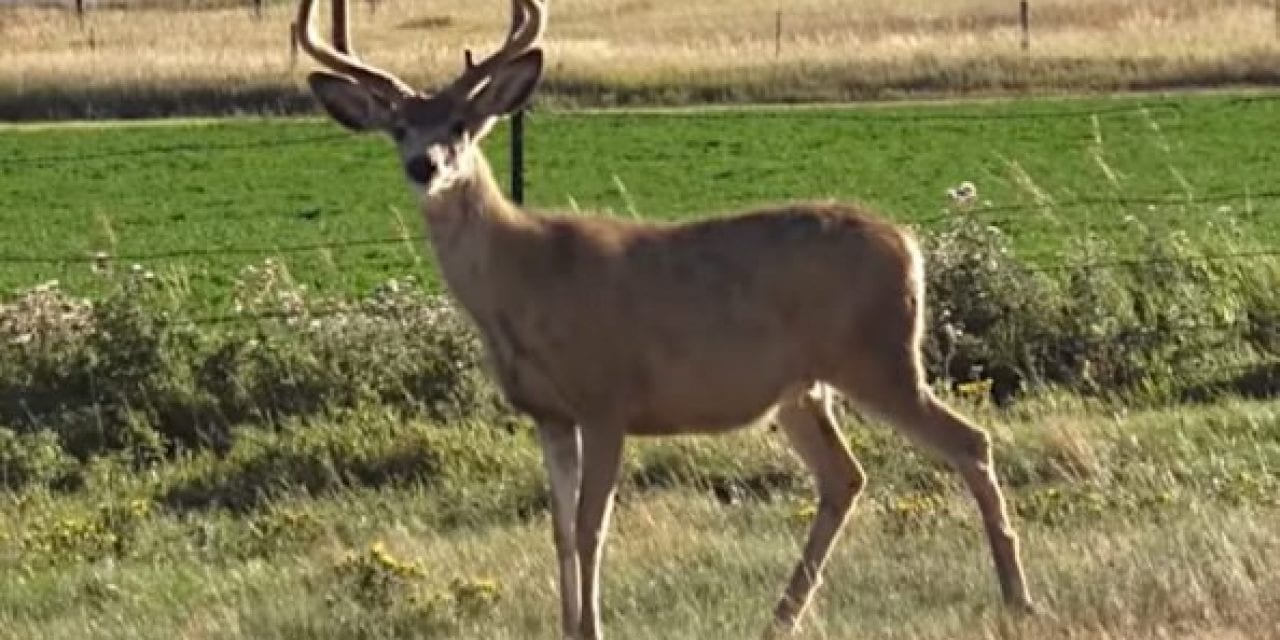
5,92,1280,639
4,91,1280,309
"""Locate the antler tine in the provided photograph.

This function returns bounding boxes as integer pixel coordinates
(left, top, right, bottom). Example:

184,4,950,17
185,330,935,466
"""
455,0,547,96
296,0,414,102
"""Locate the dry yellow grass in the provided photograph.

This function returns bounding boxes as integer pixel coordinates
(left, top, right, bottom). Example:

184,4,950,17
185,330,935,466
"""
5,393,1280,639
1,0,1279,114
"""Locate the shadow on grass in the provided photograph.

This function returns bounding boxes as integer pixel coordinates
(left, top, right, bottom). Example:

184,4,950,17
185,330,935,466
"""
1181,361,1280,404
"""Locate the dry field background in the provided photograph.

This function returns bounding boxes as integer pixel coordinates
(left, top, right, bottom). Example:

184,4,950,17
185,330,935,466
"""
2,0,1280,117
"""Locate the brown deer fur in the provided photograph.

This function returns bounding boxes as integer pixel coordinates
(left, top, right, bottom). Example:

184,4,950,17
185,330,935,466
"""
429,159,920,435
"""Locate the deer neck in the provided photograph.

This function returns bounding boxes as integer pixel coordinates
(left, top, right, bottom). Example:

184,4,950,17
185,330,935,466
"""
420,152,529,316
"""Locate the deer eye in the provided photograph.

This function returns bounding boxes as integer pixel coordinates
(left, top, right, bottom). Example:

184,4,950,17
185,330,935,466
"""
449,121,467,138
390,126,407,142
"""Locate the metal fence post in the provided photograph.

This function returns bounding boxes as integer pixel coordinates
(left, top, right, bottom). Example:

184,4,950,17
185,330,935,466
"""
509,8,526,205
511,111,526,205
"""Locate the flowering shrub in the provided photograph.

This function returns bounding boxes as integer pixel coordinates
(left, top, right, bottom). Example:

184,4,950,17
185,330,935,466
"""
921,204,1280,404
200,261,498,427
325,540,502,635
14,497,153,565
0,262,497,468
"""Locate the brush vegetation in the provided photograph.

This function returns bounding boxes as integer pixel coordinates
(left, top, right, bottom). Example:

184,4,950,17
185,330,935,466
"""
4,210,1280,455
3,0,1280,117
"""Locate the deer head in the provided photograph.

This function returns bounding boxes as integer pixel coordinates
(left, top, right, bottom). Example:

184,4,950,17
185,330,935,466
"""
296,0,546,196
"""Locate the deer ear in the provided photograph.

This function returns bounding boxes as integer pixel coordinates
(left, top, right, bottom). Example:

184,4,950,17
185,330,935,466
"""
308,72,394,132
469,50,544,118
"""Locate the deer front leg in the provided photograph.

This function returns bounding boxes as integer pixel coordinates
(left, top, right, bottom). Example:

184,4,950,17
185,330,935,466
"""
575,427,625,640
536,420,584,639
768,387,866,637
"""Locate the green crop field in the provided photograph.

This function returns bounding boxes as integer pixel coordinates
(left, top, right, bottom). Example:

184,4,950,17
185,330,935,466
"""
4,91,1280,309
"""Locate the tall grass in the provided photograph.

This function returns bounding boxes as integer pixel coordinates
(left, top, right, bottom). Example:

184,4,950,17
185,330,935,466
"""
2,391,1278,638
3,0,1280,118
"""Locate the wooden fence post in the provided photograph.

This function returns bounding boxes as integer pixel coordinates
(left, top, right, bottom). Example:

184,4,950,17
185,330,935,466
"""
1019,0,1030,51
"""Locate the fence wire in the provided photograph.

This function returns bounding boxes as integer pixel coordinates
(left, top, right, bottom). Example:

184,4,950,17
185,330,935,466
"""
0,235,428,264
0,132,350,169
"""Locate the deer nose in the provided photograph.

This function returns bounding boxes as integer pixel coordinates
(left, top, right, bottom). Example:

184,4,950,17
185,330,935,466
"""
404,156,435,185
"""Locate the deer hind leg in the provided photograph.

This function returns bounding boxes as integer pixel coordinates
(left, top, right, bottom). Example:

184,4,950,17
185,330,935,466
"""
535,420,583,639
837,351,1034,610
767,384,867,636
575,426,625,640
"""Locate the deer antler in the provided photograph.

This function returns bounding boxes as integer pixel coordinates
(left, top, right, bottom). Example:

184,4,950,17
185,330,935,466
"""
295,0,414,102
452,0,547,97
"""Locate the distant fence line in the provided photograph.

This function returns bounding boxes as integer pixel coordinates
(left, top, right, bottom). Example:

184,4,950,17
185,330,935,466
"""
48,1,1280,59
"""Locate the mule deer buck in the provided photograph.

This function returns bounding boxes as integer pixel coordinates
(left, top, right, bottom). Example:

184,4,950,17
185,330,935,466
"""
293,0,1035,636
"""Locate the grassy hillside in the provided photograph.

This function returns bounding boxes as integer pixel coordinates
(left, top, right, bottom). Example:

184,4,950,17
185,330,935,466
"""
3,0,1280,117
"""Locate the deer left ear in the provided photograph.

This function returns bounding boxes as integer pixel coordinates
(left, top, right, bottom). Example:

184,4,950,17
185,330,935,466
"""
308,72,395,132
469,50,544,118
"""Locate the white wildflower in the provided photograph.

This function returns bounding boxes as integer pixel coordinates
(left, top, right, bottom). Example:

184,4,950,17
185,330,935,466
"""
90,251,112,275
946,181,978,207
